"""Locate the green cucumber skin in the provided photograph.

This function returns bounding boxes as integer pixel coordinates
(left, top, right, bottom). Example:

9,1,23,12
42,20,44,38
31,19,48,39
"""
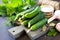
25,6,40,18
14,7,35,20
31,18,47,31
28,12,46,27
21,20,29,26
20,7,35,15
22,6,40,20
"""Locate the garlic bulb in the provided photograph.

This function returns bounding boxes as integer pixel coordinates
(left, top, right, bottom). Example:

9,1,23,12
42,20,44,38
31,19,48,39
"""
38,0,59,10
48,10,60,23
56,23,60,32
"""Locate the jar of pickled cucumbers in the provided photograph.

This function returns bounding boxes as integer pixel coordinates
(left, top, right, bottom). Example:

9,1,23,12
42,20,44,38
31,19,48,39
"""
41,5,54,19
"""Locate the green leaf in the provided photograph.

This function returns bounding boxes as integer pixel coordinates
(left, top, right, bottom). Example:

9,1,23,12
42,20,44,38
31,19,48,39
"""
0,4,6,11
26,0,31,4
53,32,57,37
30,0,36,6
9,16,15,21
10,0,23,6
2,0,8,4
0,12,7,16
25,0,36,6
0,4,7,16
7,8,15,16
47,32,52,36
18,0,23,6
0,12,3,15
47,28,57,37
6,4,16,16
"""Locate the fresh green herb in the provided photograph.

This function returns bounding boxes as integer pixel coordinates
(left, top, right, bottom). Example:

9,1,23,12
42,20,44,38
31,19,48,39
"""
8,16,15,21
26,0,31,4
0,12,6,16
30,0,36,6
0,4,7,13
2,0,8,4
10,0,23,6
0,0,36,16
47,28,57,37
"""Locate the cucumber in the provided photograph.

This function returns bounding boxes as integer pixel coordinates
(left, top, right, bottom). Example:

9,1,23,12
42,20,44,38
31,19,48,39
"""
14,7,35,21
30,18,48,31
28,12,46,28
25,6,40,18
21,6,40,20
22,5,31,10
21,20,29,26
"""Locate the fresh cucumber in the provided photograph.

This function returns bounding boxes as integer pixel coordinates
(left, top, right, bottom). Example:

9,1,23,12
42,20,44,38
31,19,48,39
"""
30,18,48,31
22,5,31,10
21,20,30,26
14,7,35,21
21,6,40,20
28,12,46,28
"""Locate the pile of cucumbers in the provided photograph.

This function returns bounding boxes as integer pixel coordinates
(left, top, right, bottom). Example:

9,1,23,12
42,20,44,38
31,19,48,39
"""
15,6,48,31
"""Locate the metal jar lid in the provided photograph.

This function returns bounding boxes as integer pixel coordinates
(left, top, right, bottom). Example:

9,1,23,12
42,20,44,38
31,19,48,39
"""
41,5,54,12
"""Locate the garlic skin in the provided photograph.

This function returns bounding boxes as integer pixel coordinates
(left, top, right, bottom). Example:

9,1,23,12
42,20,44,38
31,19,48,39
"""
56,23,60,32
38,0,59,10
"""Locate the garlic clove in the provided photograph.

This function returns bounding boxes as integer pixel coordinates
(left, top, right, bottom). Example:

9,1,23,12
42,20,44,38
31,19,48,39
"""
48,15,56,23
56,23,60,32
